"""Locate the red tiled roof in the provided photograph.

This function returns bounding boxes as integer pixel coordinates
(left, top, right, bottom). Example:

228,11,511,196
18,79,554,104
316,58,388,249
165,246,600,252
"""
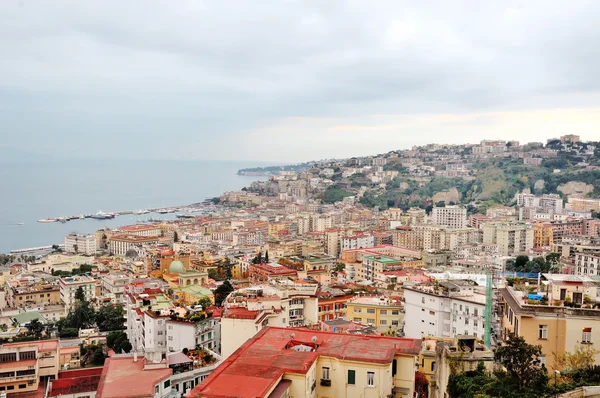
97,357,172,398
187,327,420,398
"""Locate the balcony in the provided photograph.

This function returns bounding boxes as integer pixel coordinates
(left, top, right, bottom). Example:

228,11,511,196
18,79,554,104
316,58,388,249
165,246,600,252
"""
0,373,37,382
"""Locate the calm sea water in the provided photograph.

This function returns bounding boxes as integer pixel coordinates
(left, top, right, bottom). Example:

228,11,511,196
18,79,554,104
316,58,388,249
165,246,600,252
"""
0,159,266,253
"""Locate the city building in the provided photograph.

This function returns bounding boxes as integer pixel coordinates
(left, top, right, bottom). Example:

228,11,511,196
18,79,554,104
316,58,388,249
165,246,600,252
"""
483,221,534,255
64,233,97,255
431,206,468,228
188,327,421,398
403,281,487,340
0,340,61,394
59,275,97,310
346,295,404,335
500,278,600,372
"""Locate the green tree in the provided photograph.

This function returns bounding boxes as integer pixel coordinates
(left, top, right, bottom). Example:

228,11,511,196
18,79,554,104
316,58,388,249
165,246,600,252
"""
25,319,44,339
214,280,234,306
264,250,269,263
514,255,530,271
71,300,96,329
95,304,125,332
75,286,86,302
59,327,79,338
106,330,132,354
197,296,212,310
495,334,548,393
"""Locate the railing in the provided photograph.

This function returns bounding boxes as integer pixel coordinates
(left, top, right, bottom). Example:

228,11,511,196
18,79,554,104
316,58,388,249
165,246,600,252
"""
0,373,36,382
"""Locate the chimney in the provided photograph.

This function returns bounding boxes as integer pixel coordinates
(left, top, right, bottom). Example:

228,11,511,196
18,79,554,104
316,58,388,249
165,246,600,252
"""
133,352,138,362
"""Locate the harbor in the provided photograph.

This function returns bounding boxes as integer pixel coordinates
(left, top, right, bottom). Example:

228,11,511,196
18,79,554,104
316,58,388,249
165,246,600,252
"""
36,203,218,224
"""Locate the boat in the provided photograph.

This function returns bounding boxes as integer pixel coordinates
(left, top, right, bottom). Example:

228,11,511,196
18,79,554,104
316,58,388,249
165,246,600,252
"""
133,209,150,215
38,218,57,223
16,222,24,226
90,211,114,220
79,215,85,219
156,209,170,214
176,213,196,219
57,217,67,223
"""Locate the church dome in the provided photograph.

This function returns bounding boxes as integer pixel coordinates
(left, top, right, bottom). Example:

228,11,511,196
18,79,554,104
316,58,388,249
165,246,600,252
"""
169,260,185,274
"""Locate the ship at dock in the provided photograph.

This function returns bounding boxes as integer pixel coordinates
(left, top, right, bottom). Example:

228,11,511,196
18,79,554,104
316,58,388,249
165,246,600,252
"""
89,211,115,220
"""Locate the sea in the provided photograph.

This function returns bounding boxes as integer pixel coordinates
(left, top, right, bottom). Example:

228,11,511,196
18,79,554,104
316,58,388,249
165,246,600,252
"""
0,159,268,254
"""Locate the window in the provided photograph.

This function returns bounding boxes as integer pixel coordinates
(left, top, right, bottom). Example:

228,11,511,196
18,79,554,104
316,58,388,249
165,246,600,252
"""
582,328,592,343
474,320,478,328
465,306,469,315
474,308,478,317
539,325,548,340
429,311,435,316
168,336,173,341
157,331,163,335
464,318,469,325
353,317,362,322
380,320,387,325
422,297,425,304
155,386,159,394
431,362,436,371
322,367,330,380
348,369,355,385
19,384,26,389
459,305,462,311
380,310,387,315
355,308,362,313
318,306,322,312
392,320,399,326
367,319,375,324
164,380,170,389
539,355,547,367
367,309,375,314
367,371,375,386
391,310,399,315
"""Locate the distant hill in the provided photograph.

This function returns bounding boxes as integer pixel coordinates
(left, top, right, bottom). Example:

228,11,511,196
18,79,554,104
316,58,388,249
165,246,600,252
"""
237,162,312,176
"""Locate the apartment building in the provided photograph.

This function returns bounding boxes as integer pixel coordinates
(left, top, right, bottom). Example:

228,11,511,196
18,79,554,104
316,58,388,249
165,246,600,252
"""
341,234,375,251
0,340,61,394
220,284,319,359
568,197,600,213
500,281,600,372
515,193,564,213
188,327,421,398
431,206,468,228
392,225,481,251
403,281,487,340
346,296,404,335
101,273,131,305
6,282,61,308
64,233,96,255
109,234,162,256
317,291,351,322
574,252,600,276
483,221,534,255
59,275,97,310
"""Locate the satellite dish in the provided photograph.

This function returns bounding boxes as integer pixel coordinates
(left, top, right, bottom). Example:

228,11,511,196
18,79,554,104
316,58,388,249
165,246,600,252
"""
290,333,295,339
311,336,317,342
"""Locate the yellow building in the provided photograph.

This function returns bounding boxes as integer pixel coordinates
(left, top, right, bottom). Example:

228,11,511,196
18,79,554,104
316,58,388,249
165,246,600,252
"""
8,284,61,308
501,283,600,373
533,223,554,247
189,327,421,398
346,296,404,334
0,340,61,393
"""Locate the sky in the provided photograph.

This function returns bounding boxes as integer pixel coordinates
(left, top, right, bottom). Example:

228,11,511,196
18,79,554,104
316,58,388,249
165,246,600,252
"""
1,0,600,163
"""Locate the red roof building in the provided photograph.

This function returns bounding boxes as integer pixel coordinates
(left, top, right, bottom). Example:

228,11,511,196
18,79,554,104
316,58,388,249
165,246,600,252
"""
187,327,420,398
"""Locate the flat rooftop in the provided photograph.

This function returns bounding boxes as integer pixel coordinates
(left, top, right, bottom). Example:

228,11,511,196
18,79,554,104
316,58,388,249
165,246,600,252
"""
188,327,420,398
96,356,172,398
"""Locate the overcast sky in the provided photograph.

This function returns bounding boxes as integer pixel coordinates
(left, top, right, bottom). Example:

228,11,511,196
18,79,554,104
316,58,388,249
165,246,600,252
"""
1,1,600,163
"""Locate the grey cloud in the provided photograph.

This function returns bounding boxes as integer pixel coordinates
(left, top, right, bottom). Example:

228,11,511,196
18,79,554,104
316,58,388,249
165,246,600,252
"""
1,0,599,160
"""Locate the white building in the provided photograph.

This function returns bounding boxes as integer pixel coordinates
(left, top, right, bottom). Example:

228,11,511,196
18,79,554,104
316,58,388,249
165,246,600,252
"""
515,193,563,213
403,281,487,340
431,206,468,228
64,233,96,255
220,283,319,359
59,275,97,310
341,235,375,251
101,273,131,305
575,253,600,276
